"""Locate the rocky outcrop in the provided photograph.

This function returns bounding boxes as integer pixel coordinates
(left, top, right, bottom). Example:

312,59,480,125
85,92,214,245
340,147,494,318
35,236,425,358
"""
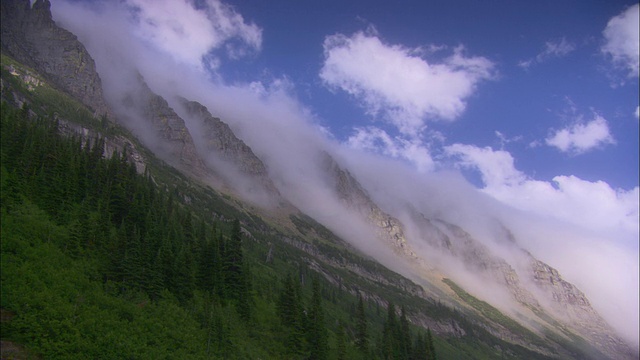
529,259,635,360
178,98,281,197
116,77,206,175
412,216,542,308
322,153,416,259
1,0,110,117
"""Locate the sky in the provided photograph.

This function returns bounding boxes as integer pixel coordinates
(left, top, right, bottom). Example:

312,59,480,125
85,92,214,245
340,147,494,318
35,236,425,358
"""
50,0,639,350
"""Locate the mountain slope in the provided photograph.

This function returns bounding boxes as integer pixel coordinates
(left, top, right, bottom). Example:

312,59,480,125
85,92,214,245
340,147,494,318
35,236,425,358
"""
1,1,635,359
177,97,282,204
0,0,109,117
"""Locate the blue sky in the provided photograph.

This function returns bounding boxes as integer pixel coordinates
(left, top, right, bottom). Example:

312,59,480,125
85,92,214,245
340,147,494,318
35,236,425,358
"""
60,0,639,190
214,0,639,189
54,0,639,267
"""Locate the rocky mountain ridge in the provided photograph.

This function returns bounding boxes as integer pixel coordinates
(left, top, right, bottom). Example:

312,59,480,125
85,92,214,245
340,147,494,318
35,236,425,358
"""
321,153,633,359
178,97,282,201
0,0,109,118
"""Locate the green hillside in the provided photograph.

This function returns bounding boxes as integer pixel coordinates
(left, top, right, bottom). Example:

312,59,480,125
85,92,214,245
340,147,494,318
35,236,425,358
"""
0,54,568,359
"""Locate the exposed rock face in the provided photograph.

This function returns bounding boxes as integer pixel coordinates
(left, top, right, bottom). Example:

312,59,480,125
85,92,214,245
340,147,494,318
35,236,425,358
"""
116,77,206,175
323,158,634,359
0,0,110,117
529,259,635,360
425,218,541,307
428,217,634,359
322,153,416,259
178,98,280,198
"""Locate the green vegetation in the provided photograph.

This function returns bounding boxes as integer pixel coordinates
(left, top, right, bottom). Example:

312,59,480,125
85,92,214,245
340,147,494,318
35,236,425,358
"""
0,104,440,359
442,278,548,348
0,55,590,358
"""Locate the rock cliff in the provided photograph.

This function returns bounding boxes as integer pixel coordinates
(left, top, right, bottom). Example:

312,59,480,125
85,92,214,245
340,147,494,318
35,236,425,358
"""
529,259,634,359
322,153,417,259
178,98,281,198
115,76,206,175
0,0,110,117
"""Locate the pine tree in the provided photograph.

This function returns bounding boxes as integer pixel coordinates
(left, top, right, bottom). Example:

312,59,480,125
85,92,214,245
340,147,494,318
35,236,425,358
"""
426,328,436,360
223,219,251,319
411,332,427,360
307,277,328,360
278,274,307,357
355,293,369,355
223,219,244,300
398,305,412,360
335,322,347,360
382,301,397,360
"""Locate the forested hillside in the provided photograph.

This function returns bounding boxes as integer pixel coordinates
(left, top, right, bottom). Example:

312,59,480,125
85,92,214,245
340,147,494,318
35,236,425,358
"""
0,103,446,359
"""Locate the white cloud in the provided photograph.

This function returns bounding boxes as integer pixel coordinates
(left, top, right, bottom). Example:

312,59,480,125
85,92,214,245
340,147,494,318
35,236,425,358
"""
519,37,576,69
445,144,526,188
635,106,639,119
541,37,576,58
347,127,435,172
125,0,261,69
545,114,615,154
495,130,523,149
320,30,495,136
602,4,640,78
445,143,639,236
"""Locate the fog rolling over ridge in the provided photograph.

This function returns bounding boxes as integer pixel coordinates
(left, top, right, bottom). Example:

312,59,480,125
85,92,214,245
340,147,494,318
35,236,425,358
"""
51,0,638,354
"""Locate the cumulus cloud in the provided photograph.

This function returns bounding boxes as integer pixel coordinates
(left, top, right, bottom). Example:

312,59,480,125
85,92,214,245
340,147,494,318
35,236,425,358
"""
347,127,435,172
445,144,525,187
320,30,495,136
125,0,261,69
602,4,640,78
545,114,615,154
445,143,638,237
518,37,576,69
444,143,639,346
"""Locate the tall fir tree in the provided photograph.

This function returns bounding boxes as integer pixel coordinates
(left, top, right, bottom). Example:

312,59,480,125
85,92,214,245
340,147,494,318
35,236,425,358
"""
307,277,328,360
355,293,369,355
335,321,347,360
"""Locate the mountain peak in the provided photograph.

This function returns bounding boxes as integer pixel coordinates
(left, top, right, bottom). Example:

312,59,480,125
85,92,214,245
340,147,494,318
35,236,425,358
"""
177,97,283,205
1,0,110,118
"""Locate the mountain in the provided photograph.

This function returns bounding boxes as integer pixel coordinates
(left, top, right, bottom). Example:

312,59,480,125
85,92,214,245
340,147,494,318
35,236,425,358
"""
322,153,633,359
0,0,109,117
1,1,636,359
177,97,282,204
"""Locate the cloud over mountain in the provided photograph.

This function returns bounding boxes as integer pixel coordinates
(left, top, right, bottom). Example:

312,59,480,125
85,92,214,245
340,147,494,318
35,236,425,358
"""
122,0,261,69
445,143,638,235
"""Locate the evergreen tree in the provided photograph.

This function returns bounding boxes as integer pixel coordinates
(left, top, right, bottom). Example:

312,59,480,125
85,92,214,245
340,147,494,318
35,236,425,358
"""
426,329,436,360
172,243,195,303
355,293,369,355
398,305,412,360
223,219,252,319
411,332,427,360
307,277,328,360
223,219,244,300
335,322,347,360
277,274,307,357
382,301,397,360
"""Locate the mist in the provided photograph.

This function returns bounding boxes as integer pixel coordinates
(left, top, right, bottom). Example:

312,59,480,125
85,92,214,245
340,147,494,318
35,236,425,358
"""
52,0,639,351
